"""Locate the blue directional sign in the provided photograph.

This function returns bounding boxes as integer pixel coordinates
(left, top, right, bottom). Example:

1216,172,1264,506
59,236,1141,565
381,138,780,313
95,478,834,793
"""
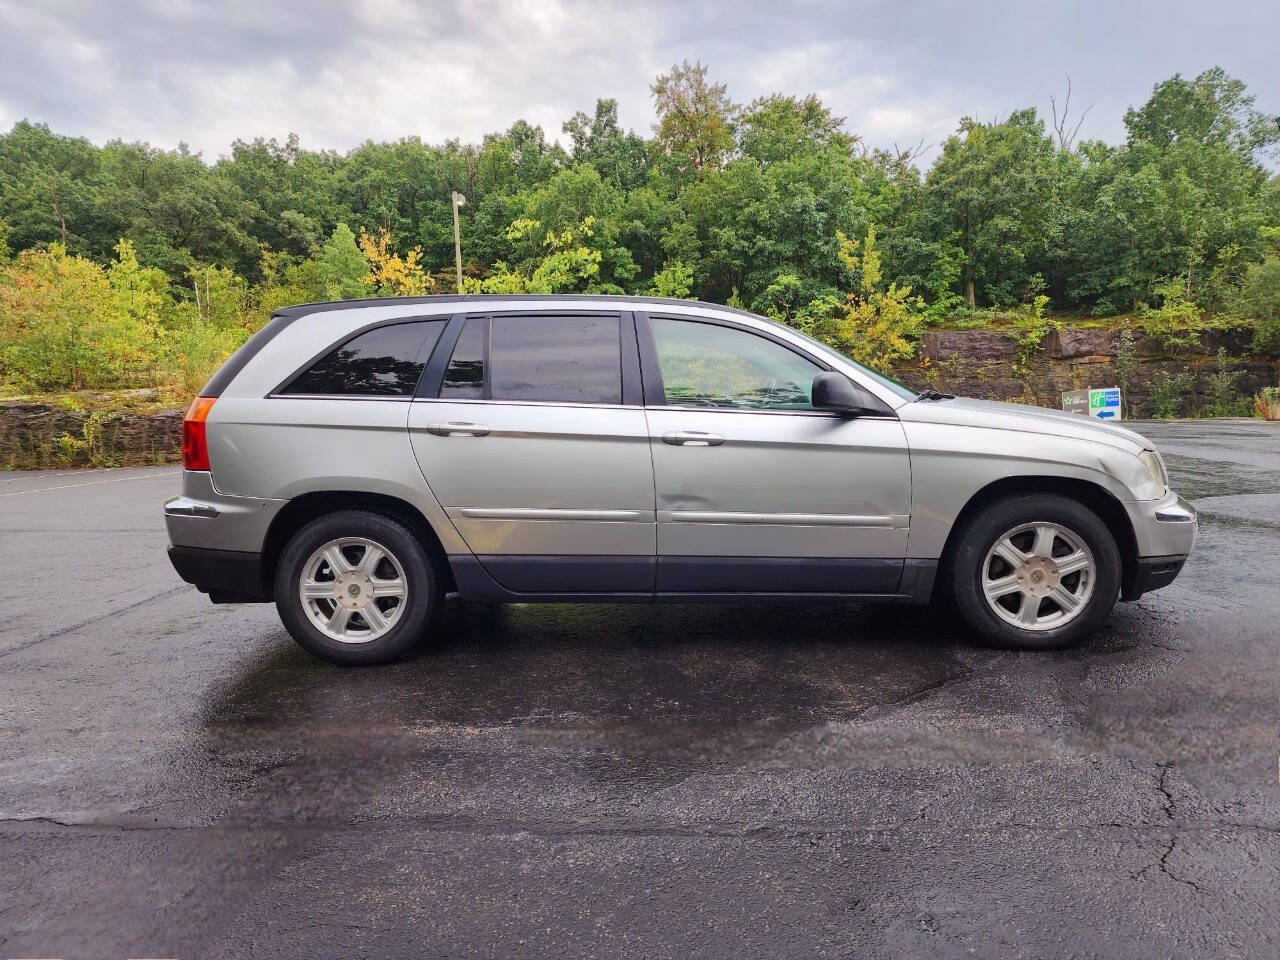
1089,387,1122,420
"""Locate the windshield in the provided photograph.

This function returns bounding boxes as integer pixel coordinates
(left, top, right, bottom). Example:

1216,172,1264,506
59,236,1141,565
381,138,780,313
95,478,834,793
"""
782,326,918,401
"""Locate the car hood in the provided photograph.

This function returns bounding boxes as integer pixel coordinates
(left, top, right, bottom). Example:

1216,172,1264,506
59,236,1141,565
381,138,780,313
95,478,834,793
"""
898,397,1150,454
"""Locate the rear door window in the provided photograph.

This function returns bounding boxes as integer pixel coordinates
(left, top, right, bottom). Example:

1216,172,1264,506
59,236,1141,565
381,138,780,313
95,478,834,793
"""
439,314,622,404
282,320,444,396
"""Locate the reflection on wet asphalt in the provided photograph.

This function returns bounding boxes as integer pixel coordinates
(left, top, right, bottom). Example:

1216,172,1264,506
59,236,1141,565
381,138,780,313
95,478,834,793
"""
1,421,1277,958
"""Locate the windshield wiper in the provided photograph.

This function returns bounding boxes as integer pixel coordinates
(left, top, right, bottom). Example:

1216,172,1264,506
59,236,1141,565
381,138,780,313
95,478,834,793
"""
915,388,955,402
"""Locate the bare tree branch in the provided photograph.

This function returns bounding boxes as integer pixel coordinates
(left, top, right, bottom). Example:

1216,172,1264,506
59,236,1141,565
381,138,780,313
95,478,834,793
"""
1050,75,1093,151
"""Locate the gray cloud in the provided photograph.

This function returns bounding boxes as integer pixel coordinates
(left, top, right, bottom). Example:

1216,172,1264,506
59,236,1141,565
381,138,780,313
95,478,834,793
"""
1,0,1276,163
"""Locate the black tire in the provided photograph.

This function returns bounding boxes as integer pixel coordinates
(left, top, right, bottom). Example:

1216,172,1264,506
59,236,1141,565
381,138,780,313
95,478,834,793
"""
948,494,1121,650
274,510,441,666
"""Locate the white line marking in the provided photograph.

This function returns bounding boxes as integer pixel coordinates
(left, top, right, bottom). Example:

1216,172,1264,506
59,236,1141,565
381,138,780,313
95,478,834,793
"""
2,465,129,483
0,471,179,497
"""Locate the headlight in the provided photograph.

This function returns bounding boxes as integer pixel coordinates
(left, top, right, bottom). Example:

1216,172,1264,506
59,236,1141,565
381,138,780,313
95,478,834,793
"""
1138,449,1167,495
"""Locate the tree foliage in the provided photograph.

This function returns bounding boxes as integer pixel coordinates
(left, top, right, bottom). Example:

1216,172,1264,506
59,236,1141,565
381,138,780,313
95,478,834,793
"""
1,63,1278,397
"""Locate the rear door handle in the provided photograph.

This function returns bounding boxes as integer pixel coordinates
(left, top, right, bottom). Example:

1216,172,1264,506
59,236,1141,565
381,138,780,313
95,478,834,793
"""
426,421,490,437
662,431,724,447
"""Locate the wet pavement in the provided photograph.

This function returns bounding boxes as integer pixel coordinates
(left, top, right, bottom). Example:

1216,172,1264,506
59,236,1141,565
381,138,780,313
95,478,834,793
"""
1,420,1277,959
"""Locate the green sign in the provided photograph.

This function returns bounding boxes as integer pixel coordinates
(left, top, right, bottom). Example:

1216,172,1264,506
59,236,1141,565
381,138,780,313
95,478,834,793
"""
1063,387,1122,420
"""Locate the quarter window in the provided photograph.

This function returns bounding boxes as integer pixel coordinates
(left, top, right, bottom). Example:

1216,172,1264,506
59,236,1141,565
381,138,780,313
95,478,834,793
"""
281,320,444,396
650,317,821,410
439,314,623,404
439,315,486,398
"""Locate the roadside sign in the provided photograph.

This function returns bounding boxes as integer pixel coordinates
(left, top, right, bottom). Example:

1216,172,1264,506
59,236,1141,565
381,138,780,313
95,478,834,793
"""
1062,387,1122,420
1061,390,1089,416
1089,387,1122,420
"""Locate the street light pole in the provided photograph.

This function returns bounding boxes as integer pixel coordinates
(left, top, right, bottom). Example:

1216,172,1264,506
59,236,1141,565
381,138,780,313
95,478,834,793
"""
451,191,466,294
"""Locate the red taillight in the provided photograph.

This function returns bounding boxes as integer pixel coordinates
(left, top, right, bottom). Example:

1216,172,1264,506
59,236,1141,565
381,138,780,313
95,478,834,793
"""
182,396,216,471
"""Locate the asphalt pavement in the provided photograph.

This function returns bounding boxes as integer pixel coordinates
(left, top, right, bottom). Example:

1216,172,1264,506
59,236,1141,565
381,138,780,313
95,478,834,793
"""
1,420,1277,959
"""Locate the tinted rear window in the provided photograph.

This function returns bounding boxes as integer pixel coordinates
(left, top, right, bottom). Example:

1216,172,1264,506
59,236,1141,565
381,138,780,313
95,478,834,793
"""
282,321,444,396
491,315,621,403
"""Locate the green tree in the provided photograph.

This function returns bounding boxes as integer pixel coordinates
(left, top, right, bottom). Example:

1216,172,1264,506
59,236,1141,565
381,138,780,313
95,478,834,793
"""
651,60,736,174
562,99,649,191
314,223,369,299
217,133,343,258
922,109,1065,308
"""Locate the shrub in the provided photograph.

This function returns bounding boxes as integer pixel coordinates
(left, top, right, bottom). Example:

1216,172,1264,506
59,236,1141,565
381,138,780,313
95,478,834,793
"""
1139,277,1203,350
1254,386,1280,421
1231,255,1280,354
0,244,157,390
801,228,923,370
1149,369,1195,418
1202,347,1251,417
1010,294,1059,370
649,260,694,299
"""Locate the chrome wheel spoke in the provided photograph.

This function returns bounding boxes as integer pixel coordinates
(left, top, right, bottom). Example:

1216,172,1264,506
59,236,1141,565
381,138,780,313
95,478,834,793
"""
372,578,405,598
1016,592,1040,627
1032,524,1058,559
324,546,353,576
992,538,1027,570
301,580,334,600
326,605,353,634
1056,550,1091,577
1050,584,1082,614
983,573,1022,600
357,544,385,576
360,603,389,634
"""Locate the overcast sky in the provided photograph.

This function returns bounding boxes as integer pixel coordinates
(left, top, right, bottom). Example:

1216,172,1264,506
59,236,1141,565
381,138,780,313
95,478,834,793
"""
1,0,1276,163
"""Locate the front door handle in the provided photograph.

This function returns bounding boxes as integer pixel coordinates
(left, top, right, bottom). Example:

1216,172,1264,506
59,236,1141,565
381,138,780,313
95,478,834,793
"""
426,421,490,437
662,431,724,447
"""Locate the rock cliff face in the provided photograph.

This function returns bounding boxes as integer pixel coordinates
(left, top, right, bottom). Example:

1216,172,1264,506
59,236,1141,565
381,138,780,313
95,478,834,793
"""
0,403,182,469
897,326,1275,417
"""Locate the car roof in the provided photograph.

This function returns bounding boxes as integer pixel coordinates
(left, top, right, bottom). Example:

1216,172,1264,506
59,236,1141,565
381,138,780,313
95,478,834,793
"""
272,294,764,322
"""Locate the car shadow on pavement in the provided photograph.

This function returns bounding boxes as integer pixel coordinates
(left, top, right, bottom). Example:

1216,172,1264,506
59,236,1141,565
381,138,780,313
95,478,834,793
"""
195,598,1041,765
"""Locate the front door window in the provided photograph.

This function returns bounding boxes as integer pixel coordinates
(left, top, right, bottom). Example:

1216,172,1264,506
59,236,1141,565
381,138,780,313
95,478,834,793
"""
650,317,821,411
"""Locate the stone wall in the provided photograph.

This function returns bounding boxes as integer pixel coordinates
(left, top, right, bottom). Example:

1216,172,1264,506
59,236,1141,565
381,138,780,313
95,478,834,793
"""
1,326,1276,468
0,403,182,469
897,326,1277,417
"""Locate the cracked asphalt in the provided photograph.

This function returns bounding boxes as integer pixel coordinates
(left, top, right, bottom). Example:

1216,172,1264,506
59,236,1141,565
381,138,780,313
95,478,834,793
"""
1,420,1277,959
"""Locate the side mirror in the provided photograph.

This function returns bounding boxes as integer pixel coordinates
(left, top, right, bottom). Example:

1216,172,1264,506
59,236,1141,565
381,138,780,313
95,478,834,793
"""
811,371,886,417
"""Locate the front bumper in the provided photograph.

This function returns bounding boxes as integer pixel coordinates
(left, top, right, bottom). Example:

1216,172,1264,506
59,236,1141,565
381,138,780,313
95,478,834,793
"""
1120,491,1197,600
1122,554,1188,601
1123,490,1198,558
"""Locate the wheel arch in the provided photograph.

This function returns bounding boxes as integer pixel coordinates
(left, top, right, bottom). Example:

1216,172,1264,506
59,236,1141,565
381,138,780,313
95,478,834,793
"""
935,475,1138,599
260,491,457,597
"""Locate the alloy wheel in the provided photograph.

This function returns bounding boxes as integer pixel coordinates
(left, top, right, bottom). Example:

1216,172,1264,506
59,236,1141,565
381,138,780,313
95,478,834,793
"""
981,522,1096,632
299,537,408,644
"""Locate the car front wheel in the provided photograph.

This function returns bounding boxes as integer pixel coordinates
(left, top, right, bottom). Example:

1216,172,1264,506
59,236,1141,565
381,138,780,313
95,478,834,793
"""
275,510,440,665
949,494,1121,650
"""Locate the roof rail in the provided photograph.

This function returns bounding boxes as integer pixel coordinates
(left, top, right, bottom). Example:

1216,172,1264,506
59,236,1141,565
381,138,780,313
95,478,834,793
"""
271,293,763,322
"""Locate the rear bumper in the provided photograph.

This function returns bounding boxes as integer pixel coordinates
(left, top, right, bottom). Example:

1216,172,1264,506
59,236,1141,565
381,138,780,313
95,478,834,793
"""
1121,554,1187,601
168,545,269,603
164,470,285,554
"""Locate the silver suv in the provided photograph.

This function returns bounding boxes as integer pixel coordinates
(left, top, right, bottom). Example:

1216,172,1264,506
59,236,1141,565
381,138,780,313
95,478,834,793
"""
165,295,1197,665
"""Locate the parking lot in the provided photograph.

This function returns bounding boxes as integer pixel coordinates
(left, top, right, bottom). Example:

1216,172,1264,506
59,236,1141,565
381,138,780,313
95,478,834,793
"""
1,419,1277,958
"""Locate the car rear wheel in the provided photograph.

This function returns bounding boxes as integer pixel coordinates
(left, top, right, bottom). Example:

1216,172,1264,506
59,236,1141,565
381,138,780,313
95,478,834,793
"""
949,494,1121,650
275,510,440,665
